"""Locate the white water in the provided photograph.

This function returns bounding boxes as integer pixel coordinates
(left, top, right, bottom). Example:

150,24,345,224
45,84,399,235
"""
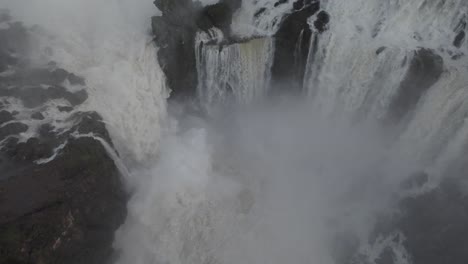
232,0,295,36
195,29,274,113
3,0,468,263
305,0,468,177
2,0,168,165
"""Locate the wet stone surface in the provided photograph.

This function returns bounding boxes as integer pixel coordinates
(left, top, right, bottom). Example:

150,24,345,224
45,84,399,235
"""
0,11,126,264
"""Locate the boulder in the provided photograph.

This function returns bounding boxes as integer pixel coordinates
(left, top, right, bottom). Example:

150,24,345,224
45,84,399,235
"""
0,110,14,125
0,18,127,264
31,112,45,120
0,122,28,141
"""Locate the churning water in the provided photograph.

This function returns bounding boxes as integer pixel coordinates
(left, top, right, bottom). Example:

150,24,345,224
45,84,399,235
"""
3,0,468,263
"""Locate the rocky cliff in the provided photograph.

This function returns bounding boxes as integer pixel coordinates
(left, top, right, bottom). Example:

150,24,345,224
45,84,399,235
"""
0,12,126,264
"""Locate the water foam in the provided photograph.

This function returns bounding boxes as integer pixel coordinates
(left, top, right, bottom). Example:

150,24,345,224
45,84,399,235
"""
3,0,168,165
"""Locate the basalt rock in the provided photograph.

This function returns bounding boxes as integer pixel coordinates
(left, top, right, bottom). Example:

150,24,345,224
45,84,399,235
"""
0,122,28,141
151,0,241,100
0,16,126,264
201,0,241,36
271,0,322,94
388,48,444,122
0,137,127,264
453,18,466,48
0,85,88,108
0,110,14,124
31,112,45,120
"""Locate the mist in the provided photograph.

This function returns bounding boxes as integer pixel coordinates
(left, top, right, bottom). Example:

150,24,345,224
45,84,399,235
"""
2,0,468,263
1,0,168,165
112,97,419,264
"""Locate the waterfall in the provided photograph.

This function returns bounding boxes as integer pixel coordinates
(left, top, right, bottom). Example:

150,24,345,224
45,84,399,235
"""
4,0,468,264
231,0,295,36
4,0,169,165
304,0,468,174
195,29,274,113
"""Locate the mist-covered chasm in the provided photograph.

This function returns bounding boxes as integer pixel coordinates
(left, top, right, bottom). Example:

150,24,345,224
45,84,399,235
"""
2,0,468,263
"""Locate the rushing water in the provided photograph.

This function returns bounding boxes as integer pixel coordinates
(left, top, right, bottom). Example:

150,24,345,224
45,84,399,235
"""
195,28,274,113
3,0,468,263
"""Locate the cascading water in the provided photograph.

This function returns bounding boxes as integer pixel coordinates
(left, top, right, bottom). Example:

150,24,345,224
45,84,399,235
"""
195,28,274,112
304,0,468,177
2,0,168,166
3,0,468,263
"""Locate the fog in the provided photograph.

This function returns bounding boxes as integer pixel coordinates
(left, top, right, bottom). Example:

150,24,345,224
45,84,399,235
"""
113,98,416,264
1,0,456,263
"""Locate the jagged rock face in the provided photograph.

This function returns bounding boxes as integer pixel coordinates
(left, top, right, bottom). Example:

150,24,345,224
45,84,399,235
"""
152,0,328,99
152,0,241,100
152,14,198,100
271,0,322,94
0,12,126,264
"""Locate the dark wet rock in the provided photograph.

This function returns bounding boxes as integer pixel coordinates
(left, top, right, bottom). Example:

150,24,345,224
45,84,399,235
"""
152,15,198,99
0,122,28,141
68,73,86,86
202,1,237,35
0,86,88,108
376,46,387,55
2,68,86,87
293,0,312,10
71,112,112,144
31,112,45,120
38,123,56,139
58,105,73,112
271,0,320,93
61,88,88,106
254,8,267,18
388,48,444,122
274,0,289,7
50,68,69,84
0,111,126,264
451,52,464,60
453,18,466,48
0,137,126,264
314,10,330,33
1,22,88,109
8,137,53,162
453,30,465,48
0,18,126,264
0,110,14,124
152,0,241,100
151,0,199,100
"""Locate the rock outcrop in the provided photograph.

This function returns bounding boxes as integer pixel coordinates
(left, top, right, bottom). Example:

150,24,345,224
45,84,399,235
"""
0,12,126,264
271,0,327,94
388,48,444,122
151,0,241,100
